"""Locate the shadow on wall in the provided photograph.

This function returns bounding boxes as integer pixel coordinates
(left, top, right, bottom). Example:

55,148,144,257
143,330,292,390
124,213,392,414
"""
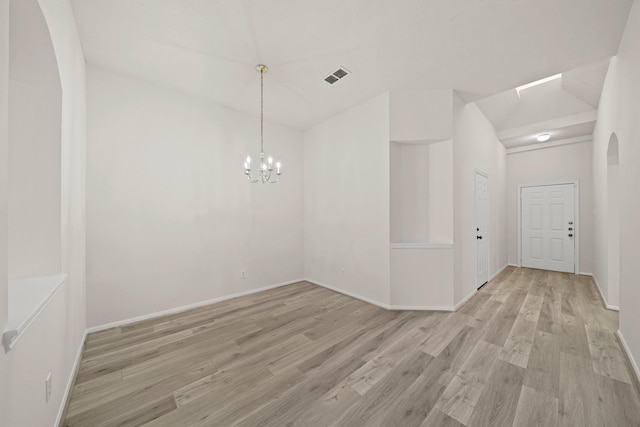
607,133,620,307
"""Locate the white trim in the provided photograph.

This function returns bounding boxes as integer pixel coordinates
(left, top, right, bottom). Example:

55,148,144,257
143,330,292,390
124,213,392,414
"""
616,330,640,388
508,263,519,267
517,181,580,274
3,274,68,351
476,170,490,288
86,279,305,333
55,330,87,427
389,305,454,311
390,242,453,249
589,274,620,311
454,289,477,311
489,264,509,282
506,136,591,155
305,279,391,310
498,110,597,141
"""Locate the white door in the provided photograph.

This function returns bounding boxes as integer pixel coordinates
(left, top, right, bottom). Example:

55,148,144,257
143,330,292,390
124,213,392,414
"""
521,184,575,273
476,172,489,288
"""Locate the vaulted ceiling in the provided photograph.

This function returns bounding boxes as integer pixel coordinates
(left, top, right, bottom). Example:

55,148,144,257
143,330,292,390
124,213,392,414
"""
70,0,633,132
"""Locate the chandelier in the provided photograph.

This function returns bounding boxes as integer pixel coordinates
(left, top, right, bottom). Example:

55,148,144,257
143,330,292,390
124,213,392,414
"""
244,64,281,183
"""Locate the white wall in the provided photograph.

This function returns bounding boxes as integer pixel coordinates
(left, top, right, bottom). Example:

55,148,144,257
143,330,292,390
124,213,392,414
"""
593,0,640,378
452,94,507,303
390,248,454,308
390,140,453,244
428,140,454,242
0,0,9,421
390,89,453,141
86,65,304,327
506,141,594,274
390,143,430,243
0,0,86,425
304,94,391,306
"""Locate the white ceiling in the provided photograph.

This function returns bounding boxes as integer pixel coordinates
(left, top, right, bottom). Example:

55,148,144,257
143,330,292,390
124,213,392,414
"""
476,59,609,149
70,0,633,130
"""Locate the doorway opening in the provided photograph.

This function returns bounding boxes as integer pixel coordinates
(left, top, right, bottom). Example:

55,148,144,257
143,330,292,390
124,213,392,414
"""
476,171,489,289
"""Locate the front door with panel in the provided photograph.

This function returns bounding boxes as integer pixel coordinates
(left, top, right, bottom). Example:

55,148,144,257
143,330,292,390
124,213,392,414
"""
476,172,489,288
521,183,575,273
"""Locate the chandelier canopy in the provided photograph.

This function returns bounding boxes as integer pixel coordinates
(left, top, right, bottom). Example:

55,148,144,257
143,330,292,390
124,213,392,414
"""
244,64,281,184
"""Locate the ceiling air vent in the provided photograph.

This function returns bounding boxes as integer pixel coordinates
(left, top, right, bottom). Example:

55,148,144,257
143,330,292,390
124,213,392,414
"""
324,66,350,84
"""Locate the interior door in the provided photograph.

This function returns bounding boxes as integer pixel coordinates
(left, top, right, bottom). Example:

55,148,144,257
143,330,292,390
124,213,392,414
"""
521,184,575,273
476,172,489,288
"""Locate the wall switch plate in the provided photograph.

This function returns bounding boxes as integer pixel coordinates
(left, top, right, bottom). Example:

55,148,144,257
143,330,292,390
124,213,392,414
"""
45,373,52,403
341,269,346,277
240,270,246,279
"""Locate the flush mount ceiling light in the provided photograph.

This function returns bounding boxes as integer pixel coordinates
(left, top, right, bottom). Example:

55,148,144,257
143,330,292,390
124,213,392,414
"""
536,133,551,142
244,64,281,184
516,73,562,96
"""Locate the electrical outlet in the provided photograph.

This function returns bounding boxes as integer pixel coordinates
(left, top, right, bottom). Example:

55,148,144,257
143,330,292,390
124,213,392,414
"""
240,270,246,279
341,269,346,277
45,373,52,403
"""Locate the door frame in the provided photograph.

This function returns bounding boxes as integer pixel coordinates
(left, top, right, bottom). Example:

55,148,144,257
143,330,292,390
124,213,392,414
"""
517,180,580,274
476,169,489,288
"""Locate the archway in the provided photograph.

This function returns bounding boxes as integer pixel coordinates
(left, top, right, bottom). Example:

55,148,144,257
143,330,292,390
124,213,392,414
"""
8,0,63,278
607,133,620,307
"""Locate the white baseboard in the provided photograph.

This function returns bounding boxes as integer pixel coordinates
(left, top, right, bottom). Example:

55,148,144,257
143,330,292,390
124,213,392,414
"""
489,264,509,282
55,329,87,427
589,274,620,311
616,330,640,388
305,278,391,310
390,305,454,311
454,289,477,311
508,263,519,268
86,279,306,333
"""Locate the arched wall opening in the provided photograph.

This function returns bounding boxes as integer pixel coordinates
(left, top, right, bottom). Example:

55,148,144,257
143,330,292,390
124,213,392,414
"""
607,133,620,307
8,0,63,279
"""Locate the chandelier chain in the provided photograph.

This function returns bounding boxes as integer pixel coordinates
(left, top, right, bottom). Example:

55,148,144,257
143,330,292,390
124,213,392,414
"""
260,67,264,155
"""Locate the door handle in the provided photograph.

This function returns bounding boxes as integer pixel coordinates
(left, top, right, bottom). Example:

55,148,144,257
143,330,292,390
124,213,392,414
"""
568,234,573,237
477,236,483,239
568,227,573,231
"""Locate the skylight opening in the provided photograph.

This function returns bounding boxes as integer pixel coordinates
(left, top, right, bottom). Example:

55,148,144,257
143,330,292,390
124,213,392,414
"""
516,73,562,96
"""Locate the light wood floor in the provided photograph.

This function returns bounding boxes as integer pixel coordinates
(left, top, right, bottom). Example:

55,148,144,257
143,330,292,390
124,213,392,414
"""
62,267,640,426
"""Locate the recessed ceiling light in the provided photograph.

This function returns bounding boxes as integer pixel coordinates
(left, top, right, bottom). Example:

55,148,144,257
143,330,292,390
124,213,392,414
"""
537,133,551,142
516,73,562,95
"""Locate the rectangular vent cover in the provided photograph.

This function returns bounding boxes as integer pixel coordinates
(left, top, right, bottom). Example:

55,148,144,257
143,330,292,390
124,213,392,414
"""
324,66,350,84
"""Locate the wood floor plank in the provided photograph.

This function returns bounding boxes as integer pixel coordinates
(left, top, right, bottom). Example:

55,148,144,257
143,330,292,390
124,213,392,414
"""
420,408,465,427
62,269,640,427
524,330,561,398
482,289,527,347
586,326,632,384
595,374,640,427
328,350,434,427
467,360,525,427
512,385,559,427
559,313,591,359
434,339,502,424
558,351,605,427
